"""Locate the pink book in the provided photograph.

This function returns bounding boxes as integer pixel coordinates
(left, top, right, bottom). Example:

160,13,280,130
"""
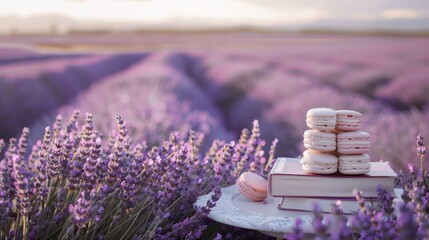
268,158,396,198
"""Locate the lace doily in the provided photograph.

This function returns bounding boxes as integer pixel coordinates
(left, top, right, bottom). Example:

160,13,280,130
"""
195,185,315,234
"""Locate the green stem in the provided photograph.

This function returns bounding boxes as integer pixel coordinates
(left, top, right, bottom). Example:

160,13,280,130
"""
119,205,146,240
15,212,20,239
22,216,27,240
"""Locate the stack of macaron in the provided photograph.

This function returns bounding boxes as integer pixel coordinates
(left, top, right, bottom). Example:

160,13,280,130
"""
301,108,371,175
335,110,371,175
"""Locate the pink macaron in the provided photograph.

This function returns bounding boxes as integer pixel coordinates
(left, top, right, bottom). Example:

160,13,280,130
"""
337,131,371,154
236,172,268,202
336,110,362,132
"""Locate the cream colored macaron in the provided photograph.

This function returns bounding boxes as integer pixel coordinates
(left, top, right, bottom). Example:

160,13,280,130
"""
306,108,336,131
336,110,362,132
338,154,371,175
303,130,336,152
337,131,371,154
301,149,338,174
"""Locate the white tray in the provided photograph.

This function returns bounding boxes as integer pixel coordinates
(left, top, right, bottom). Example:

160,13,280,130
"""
195,185,315,235
195,184,403,237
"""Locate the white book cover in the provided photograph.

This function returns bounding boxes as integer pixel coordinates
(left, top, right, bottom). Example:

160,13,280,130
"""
268,158,397,198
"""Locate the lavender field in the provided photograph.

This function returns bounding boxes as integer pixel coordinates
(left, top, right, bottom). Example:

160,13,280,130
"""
2,33,429,170
1,33,429,239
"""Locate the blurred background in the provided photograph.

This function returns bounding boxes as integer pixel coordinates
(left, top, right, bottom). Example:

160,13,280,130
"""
1,0,429,170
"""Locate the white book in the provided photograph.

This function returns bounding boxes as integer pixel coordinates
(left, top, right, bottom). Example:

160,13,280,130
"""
268,158,397,198
278,196,377,214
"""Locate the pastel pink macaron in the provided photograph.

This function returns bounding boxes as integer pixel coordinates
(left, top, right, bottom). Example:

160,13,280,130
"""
336,110,362,132
338,154,371,175
236,172,268,202
303,130,336,152
301,149,338,174
337,131,371,154
306,108,336,131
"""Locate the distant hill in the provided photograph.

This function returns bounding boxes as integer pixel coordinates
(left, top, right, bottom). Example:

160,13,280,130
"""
0,14,146,35
295,18,429,32
1,14,429,35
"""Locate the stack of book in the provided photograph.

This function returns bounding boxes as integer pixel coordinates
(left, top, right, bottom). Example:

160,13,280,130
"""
268,158,397,214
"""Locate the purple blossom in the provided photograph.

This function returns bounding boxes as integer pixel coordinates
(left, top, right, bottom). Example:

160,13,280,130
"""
376,184,395,217
284,218,304,240
417,134,429,193
54,187,66,209
312,203,329,238
0,164,12,224
47,140,62,178
397,202,418,240
329,202,353,240
81,137,102,190
156,186,222,239
70,191,92,229
17,127,30,162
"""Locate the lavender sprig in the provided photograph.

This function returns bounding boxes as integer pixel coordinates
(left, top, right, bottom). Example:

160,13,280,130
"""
69,191,92,229
312,203,329,239
417,134,429,193
284,218,304,240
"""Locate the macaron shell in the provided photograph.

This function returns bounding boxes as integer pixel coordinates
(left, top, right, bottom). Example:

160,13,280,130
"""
304,141,336,152
236,172,268,201
301,163,338,174
307,108,337,117
306,120,336,131
337,144,370,154
336,110,362,118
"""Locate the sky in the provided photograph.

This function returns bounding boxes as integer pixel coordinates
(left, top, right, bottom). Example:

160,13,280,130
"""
1,0,429,29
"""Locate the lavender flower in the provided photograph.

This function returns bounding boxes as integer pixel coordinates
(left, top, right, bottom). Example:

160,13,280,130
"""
417,134,429,192
81,137,102,190
47,140,62,178
248,120,266,175
69,191,92,229
155,186,222,239
329,201,352,240
284,218,304,240
214,141,235,184
66,110,80,135
17,127,30,162
14,164,32,216
68,114,96,190
312,203,329,239
408,181,429,238
0,139,5,154
52,115,63,142
54,187,66,209
264,138,278,174
0,164,12,225
376,184,395,217
397,202,418,240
